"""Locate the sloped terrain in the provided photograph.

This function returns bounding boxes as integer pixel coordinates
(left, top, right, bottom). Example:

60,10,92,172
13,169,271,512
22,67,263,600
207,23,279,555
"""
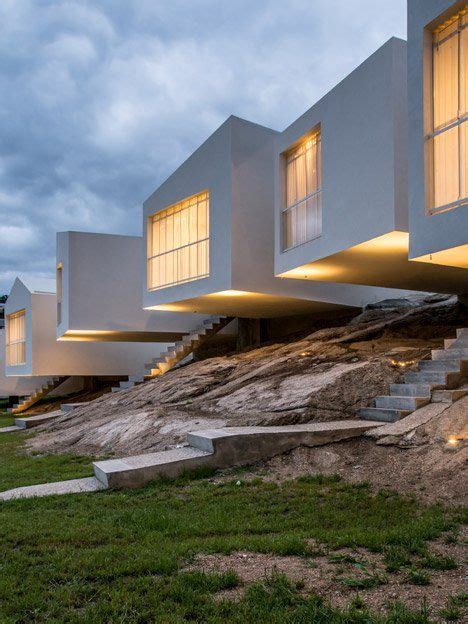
28,294,467,459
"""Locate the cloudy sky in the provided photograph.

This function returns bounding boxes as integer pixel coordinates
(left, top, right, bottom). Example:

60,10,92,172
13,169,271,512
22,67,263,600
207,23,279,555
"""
0,0,406,294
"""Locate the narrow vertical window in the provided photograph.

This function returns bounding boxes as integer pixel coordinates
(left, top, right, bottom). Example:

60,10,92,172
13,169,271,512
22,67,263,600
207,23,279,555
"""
427,7,468,214
282,130,322,251
56,263,62,325
6,309,26,366
147,191,210,290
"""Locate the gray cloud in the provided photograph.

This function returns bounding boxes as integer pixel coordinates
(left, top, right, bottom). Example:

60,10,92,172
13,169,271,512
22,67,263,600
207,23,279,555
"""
0,0,406,294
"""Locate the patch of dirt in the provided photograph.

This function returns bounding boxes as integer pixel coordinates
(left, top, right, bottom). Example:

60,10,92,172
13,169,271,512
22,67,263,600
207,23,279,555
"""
186,529,467,619
27,295,466,459
215,399,467,505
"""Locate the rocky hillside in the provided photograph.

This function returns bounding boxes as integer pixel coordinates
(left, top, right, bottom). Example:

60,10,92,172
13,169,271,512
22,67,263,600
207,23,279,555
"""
28,294,467,458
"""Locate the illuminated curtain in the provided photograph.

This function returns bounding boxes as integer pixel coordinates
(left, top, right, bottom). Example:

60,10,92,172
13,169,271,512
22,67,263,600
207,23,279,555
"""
282,131,322,250
6,310,26,366
429,8,468,213
147,192,210,290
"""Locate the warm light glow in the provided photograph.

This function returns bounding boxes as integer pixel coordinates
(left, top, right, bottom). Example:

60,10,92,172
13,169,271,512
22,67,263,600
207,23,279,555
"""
147,191,210,290
282,130,322,250
6,309,26,366
446,436,459,446
277,265,344,280
411,244,468,269
427,8,467,214
211,290,249,297
350,232,409,254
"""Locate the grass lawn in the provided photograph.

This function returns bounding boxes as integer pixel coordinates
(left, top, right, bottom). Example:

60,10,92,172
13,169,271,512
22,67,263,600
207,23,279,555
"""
0,431,466,623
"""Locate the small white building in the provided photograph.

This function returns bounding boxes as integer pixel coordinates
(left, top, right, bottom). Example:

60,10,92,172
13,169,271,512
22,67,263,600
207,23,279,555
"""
56,231,208,342
142,115,408,318
273,36,468,295
407,0,468,271
4,276,171,379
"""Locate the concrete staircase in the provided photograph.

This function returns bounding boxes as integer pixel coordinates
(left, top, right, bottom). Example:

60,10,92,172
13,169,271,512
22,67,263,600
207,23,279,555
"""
7,377,69,415
93,420,384,489
359,328,468,423
112,316,233,392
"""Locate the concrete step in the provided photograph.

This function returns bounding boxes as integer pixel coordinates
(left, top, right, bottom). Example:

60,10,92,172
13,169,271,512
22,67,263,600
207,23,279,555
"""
456,328,468,340
0,425,22,434
374,395,430,410
431,386,468,403
432,348,468,361
15,411,61,429
444,338,457,348
61,402,90,413
94,420,382,489
389,383,432,397
119,381,136,389
404,370,452,386
419,359,462,373
111,387,122,393
359,407,410,423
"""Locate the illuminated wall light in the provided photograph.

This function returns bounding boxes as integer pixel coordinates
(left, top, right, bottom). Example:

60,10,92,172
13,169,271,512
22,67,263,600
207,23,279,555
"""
213,290,250,297
446,436,459,447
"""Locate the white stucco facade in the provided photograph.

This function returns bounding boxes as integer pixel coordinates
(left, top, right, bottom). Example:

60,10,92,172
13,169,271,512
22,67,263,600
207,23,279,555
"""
5,277,171,378
407,0,468,270
57,231,207,341
142,114,413,318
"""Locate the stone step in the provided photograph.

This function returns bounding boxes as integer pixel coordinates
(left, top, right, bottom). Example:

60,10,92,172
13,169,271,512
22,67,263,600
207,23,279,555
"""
0,477,106,501
15,411,61,429
128,375,145,383
359,407,410,423
431,386,468,403
374,395,430,410
119,381,136,389
61,402,90,413
94,421,382,489
419,359,462,373
456,328,468,340
444,338,457,348
404,370,453,386
111,387,122,393
389,383,432,397
432,348,468,361
0,425,22,434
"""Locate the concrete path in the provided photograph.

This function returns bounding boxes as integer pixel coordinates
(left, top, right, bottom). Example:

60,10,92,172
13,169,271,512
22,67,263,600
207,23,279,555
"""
0,425,22,434
94,420,383,489
0,477,106,501
0,420,384,499
15,410,62,429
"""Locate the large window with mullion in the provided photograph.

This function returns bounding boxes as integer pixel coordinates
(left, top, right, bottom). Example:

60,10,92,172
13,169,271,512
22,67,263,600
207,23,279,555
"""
282,130,322,251
426,8,467,215
6,309,26,366
147,191,210,290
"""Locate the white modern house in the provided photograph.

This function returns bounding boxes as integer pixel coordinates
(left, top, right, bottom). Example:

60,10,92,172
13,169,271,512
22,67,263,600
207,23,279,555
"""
273,35,468,294
56,231,208,342
142,115,413,319
4,276,171,380
407,0,467,270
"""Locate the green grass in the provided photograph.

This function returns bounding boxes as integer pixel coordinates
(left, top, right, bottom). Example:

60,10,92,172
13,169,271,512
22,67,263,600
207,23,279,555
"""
0,409,15,427
0,429,93,490
0,434,466,622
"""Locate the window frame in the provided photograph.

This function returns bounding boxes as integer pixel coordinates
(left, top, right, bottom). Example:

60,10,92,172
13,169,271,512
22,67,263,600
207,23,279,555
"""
425,7,468,216
6,308,26,367
281,128,323,252
147,190,210,291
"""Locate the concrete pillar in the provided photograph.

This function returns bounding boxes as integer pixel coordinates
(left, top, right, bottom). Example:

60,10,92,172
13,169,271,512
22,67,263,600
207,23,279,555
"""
237,318,268,350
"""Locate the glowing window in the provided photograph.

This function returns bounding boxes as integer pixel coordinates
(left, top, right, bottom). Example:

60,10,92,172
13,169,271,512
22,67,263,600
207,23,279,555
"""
282,130,322,251
6,309,26,366
426,7,467,214
147,191,210,290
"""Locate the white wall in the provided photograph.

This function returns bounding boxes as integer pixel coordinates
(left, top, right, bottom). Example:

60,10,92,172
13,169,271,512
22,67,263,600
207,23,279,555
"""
0,329,49,397
6,278,172,377
274,38,408,276
58,231,206,339
407,0,468,259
